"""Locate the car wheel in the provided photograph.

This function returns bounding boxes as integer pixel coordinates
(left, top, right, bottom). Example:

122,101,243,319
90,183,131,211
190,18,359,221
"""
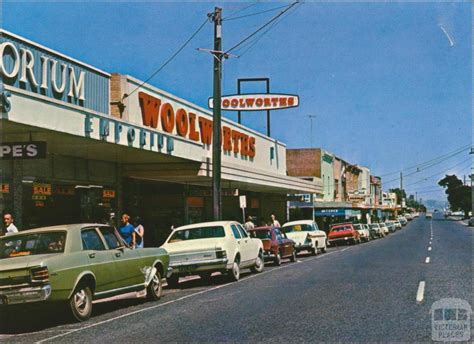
146,269,162,301
166,274,180,289
274,251,282,266
69,285,93,322
290,249,297,262
228,260,240,282
251,251,264,273
321,244,327,253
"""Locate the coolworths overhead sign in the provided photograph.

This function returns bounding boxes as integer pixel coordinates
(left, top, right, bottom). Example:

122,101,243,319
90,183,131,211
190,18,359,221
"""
208,94,299,111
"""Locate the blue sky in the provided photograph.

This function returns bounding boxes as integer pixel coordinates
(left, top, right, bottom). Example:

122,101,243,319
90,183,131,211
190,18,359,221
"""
2,1,471,202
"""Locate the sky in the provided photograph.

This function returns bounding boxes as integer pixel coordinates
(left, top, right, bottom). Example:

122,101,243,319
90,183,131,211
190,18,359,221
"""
1,1,472,203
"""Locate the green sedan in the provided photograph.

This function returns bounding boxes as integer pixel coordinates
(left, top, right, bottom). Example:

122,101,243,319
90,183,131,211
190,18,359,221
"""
0,224,170,321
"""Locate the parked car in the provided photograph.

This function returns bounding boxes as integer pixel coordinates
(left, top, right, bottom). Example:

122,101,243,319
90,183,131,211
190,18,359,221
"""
353,224,370,242
404,213,414,221
379,223,390,235
369,223,384,238
393,220,402,229
248,226,296,265
161,221,264,287
328,223,361,245
385,221,397,233
425,213,433,219
281,220,327,255
0,224,169,321
397,216,408,226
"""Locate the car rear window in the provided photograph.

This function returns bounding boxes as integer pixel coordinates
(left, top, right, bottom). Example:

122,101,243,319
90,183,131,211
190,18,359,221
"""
250,230,271,239
168,226,225,242
331,226,352,232
0,231,67,259
283,224,314,232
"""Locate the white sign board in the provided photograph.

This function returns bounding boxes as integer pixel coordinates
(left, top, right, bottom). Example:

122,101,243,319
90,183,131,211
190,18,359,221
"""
209,93,299,111
239,195,247,209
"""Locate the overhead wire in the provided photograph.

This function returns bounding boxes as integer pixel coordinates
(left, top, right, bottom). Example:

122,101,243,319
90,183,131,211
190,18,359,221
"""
223,4,291,22
403,158,472,188
225,1,300,55
123,16,210,100
222,3,260,21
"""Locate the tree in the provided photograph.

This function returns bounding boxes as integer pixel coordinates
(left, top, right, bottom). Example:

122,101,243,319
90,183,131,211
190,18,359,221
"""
438,175,471,218
389,188,406,205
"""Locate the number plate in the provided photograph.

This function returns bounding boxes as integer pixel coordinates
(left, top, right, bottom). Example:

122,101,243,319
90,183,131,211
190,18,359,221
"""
178,265,196,273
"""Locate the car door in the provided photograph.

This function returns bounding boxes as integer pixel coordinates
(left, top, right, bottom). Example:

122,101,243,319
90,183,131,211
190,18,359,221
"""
274,228,290,257
98,226,144,289
235,224,253,266
80,227,118,293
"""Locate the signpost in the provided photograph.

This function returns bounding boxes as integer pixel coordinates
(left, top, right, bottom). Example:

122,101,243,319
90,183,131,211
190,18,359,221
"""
239,195,247,223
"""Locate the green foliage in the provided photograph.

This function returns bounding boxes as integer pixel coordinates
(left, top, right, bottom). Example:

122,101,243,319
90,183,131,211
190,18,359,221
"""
438,174,472,218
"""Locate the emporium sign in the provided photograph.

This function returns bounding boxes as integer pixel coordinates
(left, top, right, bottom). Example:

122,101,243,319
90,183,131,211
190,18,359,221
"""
138,92,256,158
208,94,299,111
0,40,86,101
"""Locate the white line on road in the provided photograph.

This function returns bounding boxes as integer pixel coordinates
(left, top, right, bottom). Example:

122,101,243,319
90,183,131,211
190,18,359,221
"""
425,257,430,263
428,246,432,251
37,248,349,343
416,281,426,304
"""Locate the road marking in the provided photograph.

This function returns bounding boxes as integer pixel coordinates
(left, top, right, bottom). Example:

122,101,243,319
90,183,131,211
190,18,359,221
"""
429,241,432,245
428,246,432,251
37,247,348,343
425,257,430,263
416,281,426,304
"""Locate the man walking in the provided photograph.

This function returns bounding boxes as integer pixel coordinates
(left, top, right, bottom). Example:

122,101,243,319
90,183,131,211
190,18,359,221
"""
3,213,18,235
244,216,255,231
119,213,135,247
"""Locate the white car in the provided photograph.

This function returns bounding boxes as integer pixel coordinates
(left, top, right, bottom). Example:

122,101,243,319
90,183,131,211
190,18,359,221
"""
160,221,264,287
354,224,370,242
281,220,327,255
379,223,390,235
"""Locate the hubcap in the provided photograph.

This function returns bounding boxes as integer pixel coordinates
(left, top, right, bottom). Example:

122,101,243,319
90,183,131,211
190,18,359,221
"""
152,274,161,293
74,289,88,313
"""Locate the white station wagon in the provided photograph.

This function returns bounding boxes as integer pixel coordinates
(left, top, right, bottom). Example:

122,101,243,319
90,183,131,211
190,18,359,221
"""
160,221,264,287
281,220,327,255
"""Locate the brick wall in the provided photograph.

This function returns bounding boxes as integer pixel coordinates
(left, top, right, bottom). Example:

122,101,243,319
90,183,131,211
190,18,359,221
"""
286,149,322,177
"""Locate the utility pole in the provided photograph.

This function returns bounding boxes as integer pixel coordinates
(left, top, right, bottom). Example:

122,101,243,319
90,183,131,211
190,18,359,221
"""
212,7,223,221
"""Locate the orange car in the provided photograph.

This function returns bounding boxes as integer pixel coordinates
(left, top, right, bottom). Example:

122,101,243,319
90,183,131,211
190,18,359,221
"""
328,223,361,246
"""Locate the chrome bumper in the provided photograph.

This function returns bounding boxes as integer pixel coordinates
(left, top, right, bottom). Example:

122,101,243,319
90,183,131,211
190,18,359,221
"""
170,258,229,273
0,285,51,305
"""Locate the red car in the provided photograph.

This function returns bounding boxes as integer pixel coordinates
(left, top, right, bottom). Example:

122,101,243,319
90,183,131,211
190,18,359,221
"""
328,223,361,245
248,226,296,265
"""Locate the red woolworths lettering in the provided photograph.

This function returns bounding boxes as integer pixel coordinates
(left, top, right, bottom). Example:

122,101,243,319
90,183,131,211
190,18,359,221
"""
198,117,213,145
138,92,161,128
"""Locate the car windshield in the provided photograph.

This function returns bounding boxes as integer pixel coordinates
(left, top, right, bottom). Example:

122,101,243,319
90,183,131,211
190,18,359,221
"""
168,226,225,242
250,230,271,240
0,231,66,259
370,224,379,229
331,226,352,232
283,224,314,232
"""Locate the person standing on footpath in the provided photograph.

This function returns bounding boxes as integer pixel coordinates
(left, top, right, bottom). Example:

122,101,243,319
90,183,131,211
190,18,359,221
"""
270,214,281,227
244,216,255,231
132,216,145,249
4,213,18,235
119,213,135,247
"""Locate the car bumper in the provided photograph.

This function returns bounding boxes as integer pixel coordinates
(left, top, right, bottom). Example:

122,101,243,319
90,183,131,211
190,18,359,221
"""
0,285,51,305
169,258,229,275
328,237,355,243
294,243,313,252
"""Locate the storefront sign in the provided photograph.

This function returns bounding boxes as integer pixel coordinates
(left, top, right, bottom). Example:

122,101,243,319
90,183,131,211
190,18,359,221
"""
208,94,299,111
138,92,256,158
0,141,46,160
55,185,75,196
32,195,47,201
0,31,109,113
33,183,52,196
314,208,346,217
0,183,9,193
102,189,116,198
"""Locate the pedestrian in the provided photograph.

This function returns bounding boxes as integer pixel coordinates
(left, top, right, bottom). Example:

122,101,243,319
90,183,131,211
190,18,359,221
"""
132,216,145,248
3,213,18,235
119,213,135,247
270,214,281,227
244,216,255,231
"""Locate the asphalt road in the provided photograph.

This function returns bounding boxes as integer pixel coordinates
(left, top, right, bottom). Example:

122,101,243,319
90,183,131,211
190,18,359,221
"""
1,214,472,342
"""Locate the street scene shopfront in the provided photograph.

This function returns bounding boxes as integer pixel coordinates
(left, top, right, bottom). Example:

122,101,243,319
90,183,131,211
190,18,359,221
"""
0,30,319,245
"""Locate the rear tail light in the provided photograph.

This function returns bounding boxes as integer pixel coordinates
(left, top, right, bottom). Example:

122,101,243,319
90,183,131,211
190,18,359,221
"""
216,250,227,259
30,266,49,283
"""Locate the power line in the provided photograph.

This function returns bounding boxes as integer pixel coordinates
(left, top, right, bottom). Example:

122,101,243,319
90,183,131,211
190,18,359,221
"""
223,4,291,22
403,158,472,188
225,1,300,55
379,143,471,178
222,3,259,21
124,16,210,100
